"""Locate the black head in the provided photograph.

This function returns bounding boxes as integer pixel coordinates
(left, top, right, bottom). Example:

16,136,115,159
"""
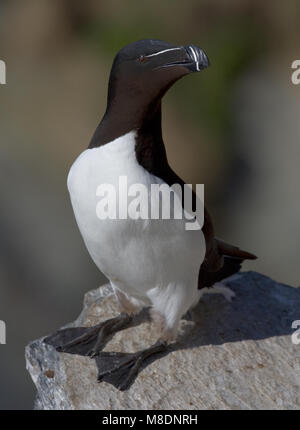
106,39,209,113
90,39,209,147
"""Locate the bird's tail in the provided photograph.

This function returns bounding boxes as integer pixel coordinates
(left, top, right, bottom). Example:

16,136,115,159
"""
216,239,257,260
198,240,257,289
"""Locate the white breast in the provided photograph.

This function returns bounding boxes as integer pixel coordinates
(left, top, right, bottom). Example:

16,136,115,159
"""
67,131,205,306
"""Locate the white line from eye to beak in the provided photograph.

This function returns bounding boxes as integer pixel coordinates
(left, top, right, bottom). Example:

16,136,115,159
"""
145,47,182,58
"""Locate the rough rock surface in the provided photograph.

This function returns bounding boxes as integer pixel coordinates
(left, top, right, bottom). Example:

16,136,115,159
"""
25,272,300,410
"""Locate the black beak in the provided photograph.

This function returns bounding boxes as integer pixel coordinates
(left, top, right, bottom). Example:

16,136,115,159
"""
154,45,209,72
184,45,210,72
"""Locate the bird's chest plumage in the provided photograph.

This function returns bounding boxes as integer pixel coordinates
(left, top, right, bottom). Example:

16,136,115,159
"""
67,131,204,297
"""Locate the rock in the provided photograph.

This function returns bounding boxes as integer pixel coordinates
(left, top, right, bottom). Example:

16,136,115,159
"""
25,272,300,410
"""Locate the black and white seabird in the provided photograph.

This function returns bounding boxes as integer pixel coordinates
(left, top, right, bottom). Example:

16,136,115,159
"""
45,39,256,390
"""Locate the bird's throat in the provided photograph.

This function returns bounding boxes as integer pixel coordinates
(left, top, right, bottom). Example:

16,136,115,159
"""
88,100,168,176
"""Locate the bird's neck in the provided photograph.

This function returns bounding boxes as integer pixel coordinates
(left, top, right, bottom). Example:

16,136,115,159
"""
88,99,170,174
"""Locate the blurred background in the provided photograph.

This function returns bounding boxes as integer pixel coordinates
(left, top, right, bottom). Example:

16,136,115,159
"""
0,0,299,409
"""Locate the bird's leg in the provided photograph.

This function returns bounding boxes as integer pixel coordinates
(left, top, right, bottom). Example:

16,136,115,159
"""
44,291,142,357
96,310,174,391
87,313,133,358
44,312,133,357
114,289,142,316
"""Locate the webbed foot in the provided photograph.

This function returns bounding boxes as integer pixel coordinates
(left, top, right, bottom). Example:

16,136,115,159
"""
96,341,167,390
44,313,132,357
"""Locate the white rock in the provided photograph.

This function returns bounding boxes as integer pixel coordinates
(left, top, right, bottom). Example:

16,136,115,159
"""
25,272,300,410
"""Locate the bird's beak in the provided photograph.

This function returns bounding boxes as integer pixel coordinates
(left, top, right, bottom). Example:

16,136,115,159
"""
154,45,210,73
183,45,210,72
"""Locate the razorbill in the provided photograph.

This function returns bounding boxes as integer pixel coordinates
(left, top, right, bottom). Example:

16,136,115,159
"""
45,39,256,390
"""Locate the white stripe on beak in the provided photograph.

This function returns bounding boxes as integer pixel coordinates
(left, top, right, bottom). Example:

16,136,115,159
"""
189,46,200,71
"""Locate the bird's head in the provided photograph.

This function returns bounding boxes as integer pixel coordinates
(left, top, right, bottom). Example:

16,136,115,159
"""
106,39,209,114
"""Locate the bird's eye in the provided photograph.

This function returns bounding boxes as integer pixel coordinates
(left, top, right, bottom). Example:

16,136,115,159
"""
139,55,147,63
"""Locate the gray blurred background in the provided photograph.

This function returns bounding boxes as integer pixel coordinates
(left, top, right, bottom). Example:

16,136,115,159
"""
0,0,299,409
